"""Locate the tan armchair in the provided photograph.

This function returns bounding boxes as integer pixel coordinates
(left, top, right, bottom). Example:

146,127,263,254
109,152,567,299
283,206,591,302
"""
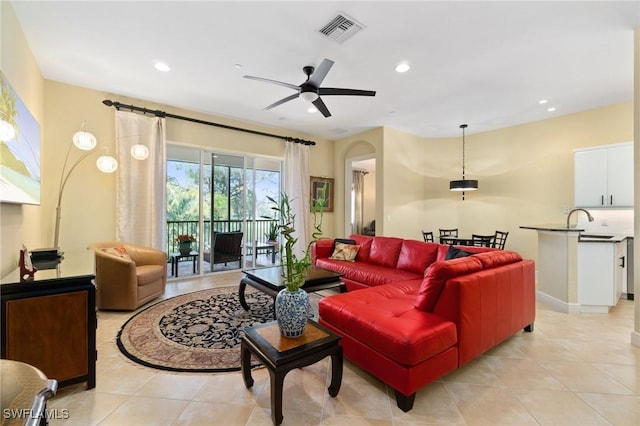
87,242,167,310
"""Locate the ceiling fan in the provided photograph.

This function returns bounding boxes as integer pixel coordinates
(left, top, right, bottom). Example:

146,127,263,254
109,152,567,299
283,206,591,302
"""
243,58,376,117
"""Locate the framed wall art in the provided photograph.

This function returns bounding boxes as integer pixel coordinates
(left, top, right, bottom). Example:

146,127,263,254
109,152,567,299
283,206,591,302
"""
310,176,334,212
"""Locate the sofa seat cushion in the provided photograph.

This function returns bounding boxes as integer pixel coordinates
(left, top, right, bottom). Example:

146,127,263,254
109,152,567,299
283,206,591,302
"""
319,281,457,366
315,258,422,287
137,265,164,286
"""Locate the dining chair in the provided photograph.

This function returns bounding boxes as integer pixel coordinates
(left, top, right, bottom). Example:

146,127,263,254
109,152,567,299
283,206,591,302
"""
439,228,458,238
493,230,509,249
472,234,495,248
440,237,458,246
422,231,434,242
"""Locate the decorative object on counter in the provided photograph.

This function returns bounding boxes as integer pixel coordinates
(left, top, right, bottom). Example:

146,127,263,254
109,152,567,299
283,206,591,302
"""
449,124,478,200
268,186,326,338
19,245,36,282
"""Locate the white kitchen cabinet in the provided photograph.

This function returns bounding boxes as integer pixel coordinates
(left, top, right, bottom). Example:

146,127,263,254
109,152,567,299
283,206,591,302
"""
577,241,626,312
574,142,633,208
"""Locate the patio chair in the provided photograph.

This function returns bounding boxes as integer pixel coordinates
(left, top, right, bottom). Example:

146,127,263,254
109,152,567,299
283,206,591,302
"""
210,231,244,265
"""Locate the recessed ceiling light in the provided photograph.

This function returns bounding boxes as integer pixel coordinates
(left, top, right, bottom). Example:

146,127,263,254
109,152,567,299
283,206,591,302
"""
234,64,243,69
308,107,317,113
547,107,557,112
395,62,410,73
154,62,170,72
538,99,548,104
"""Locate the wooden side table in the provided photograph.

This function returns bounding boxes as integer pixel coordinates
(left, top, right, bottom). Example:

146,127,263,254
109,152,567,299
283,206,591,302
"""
241,320,343,425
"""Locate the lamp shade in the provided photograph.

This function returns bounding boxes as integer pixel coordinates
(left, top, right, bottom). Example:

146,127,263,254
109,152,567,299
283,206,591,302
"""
0,119,16,141
449,179,479,191
96,155,118,173
130,144,150,160
72,130,97,150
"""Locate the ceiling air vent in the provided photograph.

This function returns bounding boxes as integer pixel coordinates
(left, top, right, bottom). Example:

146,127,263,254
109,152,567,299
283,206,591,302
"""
318,13,364,44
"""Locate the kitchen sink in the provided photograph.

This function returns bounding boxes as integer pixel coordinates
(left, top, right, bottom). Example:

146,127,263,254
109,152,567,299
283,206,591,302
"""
580,234,614,239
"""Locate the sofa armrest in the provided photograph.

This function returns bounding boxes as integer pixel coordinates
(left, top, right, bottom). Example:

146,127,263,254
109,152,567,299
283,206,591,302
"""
311,239,335,264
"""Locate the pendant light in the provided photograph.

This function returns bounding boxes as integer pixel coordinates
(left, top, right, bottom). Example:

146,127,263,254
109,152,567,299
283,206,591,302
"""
449,124,478,199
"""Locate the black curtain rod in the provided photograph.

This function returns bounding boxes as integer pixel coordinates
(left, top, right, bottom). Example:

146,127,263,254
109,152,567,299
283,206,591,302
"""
102,99,316,146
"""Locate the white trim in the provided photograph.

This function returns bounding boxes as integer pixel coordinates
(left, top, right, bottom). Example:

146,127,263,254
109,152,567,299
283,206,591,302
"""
536,291,581,314
631,331,640,348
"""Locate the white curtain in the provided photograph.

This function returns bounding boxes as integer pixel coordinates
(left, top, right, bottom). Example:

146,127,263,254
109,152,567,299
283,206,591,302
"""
284,142,310,258
115,111,167,250
353,170,366,234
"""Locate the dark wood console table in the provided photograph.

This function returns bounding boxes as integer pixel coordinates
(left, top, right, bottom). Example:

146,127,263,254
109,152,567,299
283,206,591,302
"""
0,251,96,389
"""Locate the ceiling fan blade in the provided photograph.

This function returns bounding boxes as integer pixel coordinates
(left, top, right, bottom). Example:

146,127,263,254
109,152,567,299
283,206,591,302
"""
307,59,334,87
319,88,376,97
265,93,300,110
243,75,300,91
312,97,332,117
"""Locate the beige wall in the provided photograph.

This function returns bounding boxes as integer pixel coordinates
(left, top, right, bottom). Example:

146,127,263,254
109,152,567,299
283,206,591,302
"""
333,102,633,264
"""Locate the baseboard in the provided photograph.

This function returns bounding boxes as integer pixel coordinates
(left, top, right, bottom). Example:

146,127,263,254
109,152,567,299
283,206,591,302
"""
536,291,581,314
632,331,640,348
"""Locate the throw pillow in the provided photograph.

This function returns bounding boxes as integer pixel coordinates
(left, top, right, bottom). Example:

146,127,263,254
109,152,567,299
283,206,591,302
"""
329,242,360,262
101,247,132,261
445,246,473,260
333,238,356,250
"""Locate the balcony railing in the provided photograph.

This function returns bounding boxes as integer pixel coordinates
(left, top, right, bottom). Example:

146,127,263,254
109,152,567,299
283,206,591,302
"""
166,219,277,254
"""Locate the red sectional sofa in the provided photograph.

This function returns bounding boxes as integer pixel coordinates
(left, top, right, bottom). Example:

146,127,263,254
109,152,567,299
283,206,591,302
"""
311,235,535,412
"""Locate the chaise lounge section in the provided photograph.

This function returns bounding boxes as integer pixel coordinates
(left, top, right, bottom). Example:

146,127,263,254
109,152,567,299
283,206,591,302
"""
312,236,535,412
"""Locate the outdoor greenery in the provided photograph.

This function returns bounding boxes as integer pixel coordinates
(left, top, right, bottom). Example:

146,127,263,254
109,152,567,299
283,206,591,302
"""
166,161,279,221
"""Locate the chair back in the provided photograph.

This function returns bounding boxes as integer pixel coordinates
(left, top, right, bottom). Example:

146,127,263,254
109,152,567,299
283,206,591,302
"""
212,232,244,263
493,231,509,249
422,231,434,242
472,234,495,248
439,228,458,237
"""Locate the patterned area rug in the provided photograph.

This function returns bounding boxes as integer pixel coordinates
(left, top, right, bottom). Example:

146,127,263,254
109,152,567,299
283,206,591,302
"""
117,287,278,372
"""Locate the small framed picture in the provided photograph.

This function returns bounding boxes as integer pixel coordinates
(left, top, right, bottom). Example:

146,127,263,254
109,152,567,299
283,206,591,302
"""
310,176,334,212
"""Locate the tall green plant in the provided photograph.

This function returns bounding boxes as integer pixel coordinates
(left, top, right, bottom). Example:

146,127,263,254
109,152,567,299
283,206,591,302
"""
266,184,326,291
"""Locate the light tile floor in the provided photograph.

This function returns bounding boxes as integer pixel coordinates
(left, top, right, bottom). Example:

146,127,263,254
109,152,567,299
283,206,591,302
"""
48,272,640,425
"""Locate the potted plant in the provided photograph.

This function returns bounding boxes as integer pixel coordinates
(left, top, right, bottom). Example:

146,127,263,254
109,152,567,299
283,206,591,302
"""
175,234,196,255
264,221,279,246
267,186,326,337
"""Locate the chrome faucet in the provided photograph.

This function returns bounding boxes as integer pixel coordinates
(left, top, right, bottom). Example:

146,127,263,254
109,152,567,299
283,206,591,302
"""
566,208,594,228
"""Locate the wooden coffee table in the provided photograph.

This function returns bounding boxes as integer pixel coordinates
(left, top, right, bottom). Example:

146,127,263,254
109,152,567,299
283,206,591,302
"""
238,266,344,314
241,319,343,425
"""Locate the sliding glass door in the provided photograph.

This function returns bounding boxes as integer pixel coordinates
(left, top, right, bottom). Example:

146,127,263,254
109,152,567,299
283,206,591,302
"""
166,145,281,278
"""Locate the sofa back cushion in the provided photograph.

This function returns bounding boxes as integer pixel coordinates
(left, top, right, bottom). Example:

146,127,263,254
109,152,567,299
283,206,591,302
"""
349,234,373,262
396,240,439,274
472,250,522,269
414,256,483,312
368,236,404,268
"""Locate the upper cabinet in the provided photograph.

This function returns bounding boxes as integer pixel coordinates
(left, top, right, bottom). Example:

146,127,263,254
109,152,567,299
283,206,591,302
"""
574,142,633,208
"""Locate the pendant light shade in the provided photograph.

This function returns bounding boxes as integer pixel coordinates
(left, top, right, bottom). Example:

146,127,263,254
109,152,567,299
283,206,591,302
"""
450,179,478,191
449,124,478,198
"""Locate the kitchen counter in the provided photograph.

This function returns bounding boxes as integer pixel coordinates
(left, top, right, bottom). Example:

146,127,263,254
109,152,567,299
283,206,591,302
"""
520,224,585,232
521,225,633,313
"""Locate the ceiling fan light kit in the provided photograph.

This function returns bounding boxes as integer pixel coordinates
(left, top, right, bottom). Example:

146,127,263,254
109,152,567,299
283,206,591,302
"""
450,124,478,199
243,58,376,118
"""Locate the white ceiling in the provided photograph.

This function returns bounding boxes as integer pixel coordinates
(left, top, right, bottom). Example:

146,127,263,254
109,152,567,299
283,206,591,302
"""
9,1,640,140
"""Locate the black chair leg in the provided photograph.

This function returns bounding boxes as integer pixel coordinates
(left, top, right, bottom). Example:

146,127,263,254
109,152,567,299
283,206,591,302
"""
394,390,416,412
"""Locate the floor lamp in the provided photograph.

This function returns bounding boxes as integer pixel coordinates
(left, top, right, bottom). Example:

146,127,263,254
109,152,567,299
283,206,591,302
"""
53,124,118,250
